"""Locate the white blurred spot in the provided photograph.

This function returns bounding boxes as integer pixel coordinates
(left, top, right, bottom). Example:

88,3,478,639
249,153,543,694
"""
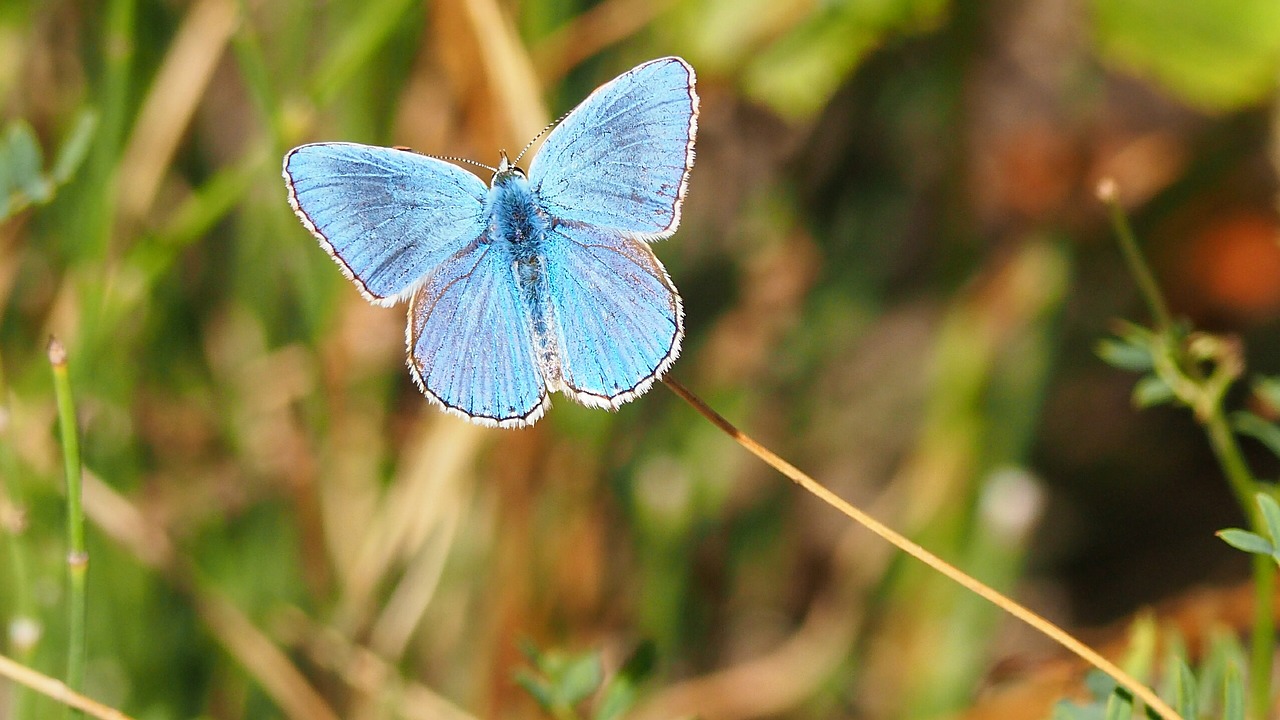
979,467,1045,541
8,616,41,653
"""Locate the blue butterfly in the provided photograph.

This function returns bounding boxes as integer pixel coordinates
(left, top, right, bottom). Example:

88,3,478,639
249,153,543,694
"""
283,57,698,427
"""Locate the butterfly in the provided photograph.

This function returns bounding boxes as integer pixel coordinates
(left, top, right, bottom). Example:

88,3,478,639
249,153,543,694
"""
283,57,698,428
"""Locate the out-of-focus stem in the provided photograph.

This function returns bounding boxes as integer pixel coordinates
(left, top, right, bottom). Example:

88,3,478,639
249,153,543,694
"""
1098,179,1173,330
1205,407,1272,720
49,338,87,719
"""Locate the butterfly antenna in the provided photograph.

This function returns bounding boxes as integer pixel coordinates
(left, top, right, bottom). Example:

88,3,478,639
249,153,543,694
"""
413,149,498,174
438,155,499,174
512,108,573,166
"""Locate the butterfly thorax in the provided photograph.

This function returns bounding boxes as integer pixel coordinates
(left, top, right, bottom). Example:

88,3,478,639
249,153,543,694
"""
487,168,545,250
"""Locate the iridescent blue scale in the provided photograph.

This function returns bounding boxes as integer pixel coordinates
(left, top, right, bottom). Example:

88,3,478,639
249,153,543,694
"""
283,57,698,427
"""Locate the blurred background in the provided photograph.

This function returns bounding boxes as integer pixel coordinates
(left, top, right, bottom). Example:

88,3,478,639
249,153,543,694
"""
2,0,1280,718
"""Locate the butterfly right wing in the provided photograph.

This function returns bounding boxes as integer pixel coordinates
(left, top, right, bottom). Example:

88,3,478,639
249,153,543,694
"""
284,142,489,306
527,57,697,241
407,240,550,428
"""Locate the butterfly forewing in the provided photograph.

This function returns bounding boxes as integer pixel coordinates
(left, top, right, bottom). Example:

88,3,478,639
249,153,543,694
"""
407,241,550,427
543,222,682,407
284,143,489,305
529,57,698,240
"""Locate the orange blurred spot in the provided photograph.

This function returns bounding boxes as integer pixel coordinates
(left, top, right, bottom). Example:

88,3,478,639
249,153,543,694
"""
1186,213,1280,319
994,122,1078,219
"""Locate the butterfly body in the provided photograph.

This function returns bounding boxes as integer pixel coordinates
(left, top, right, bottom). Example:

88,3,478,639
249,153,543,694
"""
284,57,698,428
481,162,563,384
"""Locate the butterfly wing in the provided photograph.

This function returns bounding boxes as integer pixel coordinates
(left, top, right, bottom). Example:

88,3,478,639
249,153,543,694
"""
528,57,698,240
284,142,488,305
408,240,550,427
543,221,682,407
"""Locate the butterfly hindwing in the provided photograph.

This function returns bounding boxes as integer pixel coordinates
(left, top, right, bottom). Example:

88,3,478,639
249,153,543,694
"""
529,57,698,240
284,142,488,305
407,240,549,427
543,221,682,407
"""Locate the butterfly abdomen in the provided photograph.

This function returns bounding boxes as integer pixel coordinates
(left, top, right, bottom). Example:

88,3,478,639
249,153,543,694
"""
513,254,564,386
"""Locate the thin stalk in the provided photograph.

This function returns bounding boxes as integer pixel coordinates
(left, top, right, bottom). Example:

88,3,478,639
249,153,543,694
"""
1098,180,1173,330
663,376,1181,720
49,338,87,718
0,652,132,720
1207,407,1265,521
1205,407,1272,720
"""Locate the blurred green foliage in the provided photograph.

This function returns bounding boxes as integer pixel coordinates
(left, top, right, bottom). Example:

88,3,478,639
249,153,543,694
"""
1092,0,1280,111
0,113,95,220
1054,625,1252,720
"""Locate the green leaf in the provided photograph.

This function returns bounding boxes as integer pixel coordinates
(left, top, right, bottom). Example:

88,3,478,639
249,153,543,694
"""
1113,320,1155,343
1096,337,1153,371
1132,375,1175,407
50,109,98,185
1092,0,1280,110
1231,411,1280,460
1051,700,1098,720
1171,658,1197,720
517,636,545,669
1217,528,1273,555
1084,670,1119,701
556,652,603,707
515,669,556,710
1253,376,1280,413
1120,612,1157,679
595,642,657,720
595,682,637,720
6,121,50,203
1258,493,1280,545
1199,630,1249,714
1103,688,1133,720
1223,661,1244,720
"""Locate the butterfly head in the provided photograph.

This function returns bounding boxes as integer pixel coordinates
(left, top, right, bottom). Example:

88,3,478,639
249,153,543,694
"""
491,150,527,186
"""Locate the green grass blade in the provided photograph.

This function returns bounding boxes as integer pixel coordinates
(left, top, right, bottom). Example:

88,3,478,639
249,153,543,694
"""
1223,660,1244,720
309,0,419,105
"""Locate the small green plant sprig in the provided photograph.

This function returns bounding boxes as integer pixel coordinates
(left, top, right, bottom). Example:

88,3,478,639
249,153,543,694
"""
1094,179,1277,719
515,639,656,720
1220,493,1280,567
0,111,96,222
1056,614,1251,720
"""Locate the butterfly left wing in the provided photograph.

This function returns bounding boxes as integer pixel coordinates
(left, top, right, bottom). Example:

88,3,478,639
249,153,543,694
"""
542,221,682,407
528,57,698,240
284,142,489,305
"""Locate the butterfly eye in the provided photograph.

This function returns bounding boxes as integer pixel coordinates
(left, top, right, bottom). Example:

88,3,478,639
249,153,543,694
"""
490,165,528,186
